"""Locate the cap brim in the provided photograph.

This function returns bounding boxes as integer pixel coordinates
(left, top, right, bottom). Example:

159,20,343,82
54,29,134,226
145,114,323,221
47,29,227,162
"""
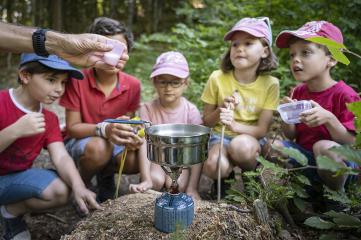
38,60,84,80
150,67,189,79
275,30,317,48
224,27,265,41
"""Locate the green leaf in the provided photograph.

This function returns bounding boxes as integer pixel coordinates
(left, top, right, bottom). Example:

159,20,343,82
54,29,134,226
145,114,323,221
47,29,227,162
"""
274,147,308,166
347,101,361,120
304,216,335,229
356,135,361,148
323,187,352,205
319,233,338,240
324,211,361,228
306,36,346,49
292,183,309,198
306,37,350,65
293,197,306,211
330,146,361,166
328,47,350,65
316,156,348,172
256,156,287,174
295,174,311,186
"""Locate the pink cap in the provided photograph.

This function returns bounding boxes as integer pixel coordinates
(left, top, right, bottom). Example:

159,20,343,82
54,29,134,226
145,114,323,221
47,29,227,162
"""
276,21,343,48
150,51,189,78
224,17,273,46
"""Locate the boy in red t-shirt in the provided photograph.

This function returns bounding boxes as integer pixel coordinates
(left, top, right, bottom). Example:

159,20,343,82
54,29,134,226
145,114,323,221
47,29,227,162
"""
60,17,143,203
0,53,100,240
273,21,360,192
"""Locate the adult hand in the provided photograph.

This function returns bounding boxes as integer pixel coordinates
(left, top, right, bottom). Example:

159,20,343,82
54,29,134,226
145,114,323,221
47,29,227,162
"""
299,100,334,127
73,186,102,215
13,112,45,138
46,32,129,70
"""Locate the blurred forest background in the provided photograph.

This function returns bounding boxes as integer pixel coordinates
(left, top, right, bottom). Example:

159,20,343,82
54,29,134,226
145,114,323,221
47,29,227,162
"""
0,0,360,109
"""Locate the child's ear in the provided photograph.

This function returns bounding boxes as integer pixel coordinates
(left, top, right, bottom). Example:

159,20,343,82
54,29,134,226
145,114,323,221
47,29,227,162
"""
18,70,31,84
261,46,270,59
327,57,337,68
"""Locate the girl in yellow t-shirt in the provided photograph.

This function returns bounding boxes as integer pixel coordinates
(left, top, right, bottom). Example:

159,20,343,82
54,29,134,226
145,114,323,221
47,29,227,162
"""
201,17,279,195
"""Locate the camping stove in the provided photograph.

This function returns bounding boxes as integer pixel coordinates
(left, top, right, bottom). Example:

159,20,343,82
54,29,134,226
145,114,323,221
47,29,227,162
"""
144,124,211,233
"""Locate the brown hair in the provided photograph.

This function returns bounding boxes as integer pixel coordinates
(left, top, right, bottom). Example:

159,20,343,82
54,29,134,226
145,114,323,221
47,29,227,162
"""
18,62,67,84
220,38,278,75
87,17,134,51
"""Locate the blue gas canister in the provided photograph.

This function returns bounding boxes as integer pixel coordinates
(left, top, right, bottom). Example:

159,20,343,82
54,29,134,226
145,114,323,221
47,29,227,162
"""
154,192,194,233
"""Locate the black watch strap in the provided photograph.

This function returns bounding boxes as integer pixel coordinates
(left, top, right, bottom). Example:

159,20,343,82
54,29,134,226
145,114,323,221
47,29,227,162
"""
32,28,49,57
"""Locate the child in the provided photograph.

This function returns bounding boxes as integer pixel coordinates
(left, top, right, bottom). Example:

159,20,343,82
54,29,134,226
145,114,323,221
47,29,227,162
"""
0,53,100,240
201,17,279,193
129,51,203,200
273,21,360,191
59,17,143,203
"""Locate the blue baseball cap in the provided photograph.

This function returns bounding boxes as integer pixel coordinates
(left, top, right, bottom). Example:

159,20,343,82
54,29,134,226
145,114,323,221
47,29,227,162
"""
19,53,83,80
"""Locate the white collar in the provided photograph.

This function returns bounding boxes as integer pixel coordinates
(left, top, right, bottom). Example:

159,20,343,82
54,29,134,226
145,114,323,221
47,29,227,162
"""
9,88,43,113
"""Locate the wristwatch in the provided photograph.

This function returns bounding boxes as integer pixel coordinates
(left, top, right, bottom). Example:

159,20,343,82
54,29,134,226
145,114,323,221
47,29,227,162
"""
32,28,49,57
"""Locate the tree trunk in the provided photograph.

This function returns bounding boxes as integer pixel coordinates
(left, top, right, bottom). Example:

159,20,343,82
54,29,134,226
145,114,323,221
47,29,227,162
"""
51,0,63,31
6,0,13,70
127,0,134,30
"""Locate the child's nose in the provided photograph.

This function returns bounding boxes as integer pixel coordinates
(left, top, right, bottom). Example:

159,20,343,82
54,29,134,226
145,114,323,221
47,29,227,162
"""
55,82,64,93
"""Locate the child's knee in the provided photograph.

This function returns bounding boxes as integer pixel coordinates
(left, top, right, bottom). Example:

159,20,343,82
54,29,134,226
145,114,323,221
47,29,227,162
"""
151,173,165,191
41,179,70,205
83,138,112,165
313,140,338,156
229,137,259,160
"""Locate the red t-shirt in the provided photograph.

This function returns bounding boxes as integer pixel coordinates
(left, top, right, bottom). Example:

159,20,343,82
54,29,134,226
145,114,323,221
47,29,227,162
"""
59,68,141,124
292,81,360,151
0,89,63,175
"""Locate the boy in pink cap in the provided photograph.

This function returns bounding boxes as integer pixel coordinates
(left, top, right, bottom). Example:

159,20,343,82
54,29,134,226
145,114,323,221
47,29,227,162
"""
129,51,203,200
201,17,279,197
272,21,360,193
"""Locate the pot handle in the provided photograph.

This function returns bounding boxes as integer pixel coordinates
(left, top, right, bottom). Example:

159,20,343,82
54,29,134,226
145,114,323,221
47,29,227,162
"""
104,118,151,126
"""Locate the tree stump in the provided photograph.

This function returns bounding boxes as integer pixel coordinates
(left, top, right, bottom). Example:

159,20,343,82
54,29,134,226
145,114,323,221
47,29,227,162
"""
62,190,277,240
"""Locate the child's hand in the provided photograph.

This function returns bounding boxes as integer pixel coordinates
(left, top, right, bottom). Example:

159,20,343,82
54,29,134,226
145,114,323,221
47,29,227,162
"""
105,116,138,146
14,113,45,137
299,100,334,127
73,186,102,215
280,96,297,105
125,134,144,150
219,107,233,126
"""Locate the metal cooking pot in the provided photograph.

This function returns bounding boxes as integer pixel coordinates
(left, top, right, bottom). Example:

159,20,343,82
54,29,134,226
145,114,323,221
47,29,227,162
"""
104,119,211,167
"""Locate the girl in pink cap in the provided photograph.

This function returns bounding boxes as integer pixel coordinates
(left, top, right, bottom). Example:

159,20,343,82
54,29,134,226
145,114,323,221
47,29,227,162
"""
129,51,203,200
201,17,279,197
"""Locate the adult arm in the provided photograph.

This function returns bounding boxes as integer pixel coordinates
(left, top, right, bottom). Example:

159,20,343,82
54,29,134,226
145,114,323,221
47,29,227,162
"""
0,22,128,69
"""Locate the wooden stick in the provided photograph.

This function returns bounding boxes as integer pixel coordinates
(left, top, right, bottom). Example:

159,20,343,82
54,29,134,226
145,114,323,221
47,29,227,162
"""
217,125,226,203
45,213,67,224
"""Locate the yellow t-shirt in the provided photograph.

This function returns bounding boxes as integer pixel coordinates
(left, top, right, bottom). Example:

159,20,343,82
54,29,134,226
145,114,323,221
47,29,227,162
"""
201,70,279,136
